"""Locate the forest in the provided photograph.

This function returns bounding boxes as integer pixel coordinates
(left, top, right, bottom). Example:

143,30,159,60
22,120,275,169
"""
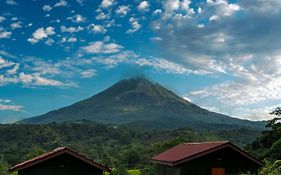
0,108,281,174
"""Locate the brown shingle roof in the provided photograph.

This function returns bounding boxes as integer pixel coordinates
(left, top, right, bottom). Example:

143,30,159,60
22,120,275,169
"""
9,147,111,172
151,141,263,167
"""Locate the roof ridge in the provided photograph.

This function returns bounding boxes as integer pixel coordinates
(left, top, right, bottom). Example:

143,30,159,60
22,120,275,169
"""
9,147,111,173
182,141,229,144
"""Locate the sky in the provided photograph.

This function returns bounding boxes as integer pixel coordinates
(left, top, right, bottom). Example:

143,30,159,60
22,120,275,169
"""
0,0,281,123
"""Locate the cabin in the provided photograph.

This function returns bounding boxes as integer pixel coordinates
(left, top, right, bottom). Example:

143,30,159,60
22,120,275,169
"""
151,141,263,175
9,147,111,175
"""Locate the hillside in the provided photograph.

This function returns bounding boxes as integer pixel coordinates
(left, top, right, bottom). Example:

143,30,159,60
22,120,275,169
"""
21,77,264,130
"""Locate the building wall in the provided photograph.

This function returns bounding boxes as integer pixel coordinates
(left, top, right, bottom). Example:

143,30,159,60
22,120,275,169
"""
156,147,261,175
18,153,103,175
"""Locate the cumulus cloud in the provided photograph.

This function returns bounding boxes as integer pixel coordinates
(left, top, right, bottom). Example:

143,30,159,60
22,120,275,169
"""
80,69,96,78
68,14,86,23
0,57,15,69
27,27,55,44
19,72,64,86
136,0,281,119
126,17,141,33
88,24,107,34
6,0,17,6
81,41,123,54
60,37,77,43
54,0,68,7
45,38,55,46
6,63,19,75
0,16,5,23
96,12,109,20
42,5,53,11
100,0,115,8
60,26,84,33
0,28,12,39
161,0,194,19
138,1,149,12
10,22,22,29
115,5,130,17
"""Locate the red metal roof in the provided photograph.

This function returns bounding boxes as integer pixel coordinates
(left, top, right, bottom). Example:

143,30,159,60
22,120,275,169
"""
9,147,111,172
151,141,263,166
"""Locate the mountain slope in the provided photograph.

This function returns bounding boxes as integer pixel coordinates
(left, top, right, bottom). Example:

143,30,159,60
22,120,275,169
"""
21,77,264,130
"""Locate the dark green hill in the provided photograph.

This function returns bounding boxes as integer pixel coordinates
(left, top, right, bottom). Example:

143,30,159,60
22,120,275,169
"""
21,77,264,130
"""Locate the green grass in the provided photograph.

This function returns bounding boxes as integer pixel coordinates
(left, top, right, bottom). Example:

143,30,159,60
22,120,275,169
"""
128,169,141,175
104,169,141,175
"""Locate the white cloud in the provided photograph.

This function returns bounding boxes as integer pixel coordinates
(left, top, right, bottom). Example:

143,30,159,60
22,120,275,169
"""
67,37,77,42
10,22,22,29
96,12,109,20
0,104,22,111
54,0,68,7
6,0,17,6
81,41,123,54
68,14,86,23
80,69,96,78
150,37,163,41
92,51,136,68
240,0,281,14
135,58,192,74
206,0,240,20
6,63,19,75
28,27,55,44
0,16,5,23
138,1,149,12
60,26,84,33
76,0,85,6
126,17,141,33
45,38,55,46
0,99,11,103
19,72,65,87
153,9,162,15
0,57,15,69
42,5,53,11
88,24,107,34
27,38,38,44
100,0,115,8
0,28,12,39
116,5,130,17
60,37,77,43
0,99,22,112
161,0,194,20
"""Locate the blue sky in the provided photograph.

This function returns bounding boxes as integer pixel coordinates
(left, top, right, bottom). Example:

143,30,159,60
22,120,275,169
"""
0,0,281,123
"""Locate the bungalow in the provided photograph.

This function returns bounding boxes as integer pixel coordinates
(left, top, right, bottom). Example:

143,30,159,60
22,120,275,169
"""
9,147,111,175
151,141,263,175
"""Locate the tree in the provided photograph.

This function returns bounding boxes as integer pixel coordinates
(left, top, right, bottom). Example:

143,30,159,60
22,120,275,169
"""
110,166,129,175
266,107,281,128
0,155,9,175
259,160,281,175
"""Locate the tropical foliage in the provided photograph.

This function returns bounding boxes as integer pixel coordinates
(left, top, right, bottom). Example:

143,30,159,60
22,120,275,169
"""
0,121,261,174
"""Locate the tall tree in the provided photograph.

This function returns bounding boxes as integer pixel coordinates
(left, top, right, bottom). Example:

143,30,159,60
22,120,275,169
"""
267,107,281,128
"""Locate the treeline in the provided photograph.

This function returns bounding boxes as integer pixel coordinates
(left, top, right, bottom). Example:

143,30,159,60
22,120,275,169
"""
245,107,281,174
0,121,261,174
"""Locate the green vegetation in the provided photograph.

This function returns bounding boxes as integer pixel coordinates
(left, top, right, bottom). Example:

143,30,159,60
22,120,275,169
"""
0,121,261,174
127,169,141,175
246,107,281,174
246,107,281,161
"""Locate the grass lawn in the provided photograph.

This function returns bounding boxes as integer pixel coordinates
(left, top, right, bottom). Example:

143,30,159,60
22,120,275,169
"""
128,169,141,175
104,169,141,175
